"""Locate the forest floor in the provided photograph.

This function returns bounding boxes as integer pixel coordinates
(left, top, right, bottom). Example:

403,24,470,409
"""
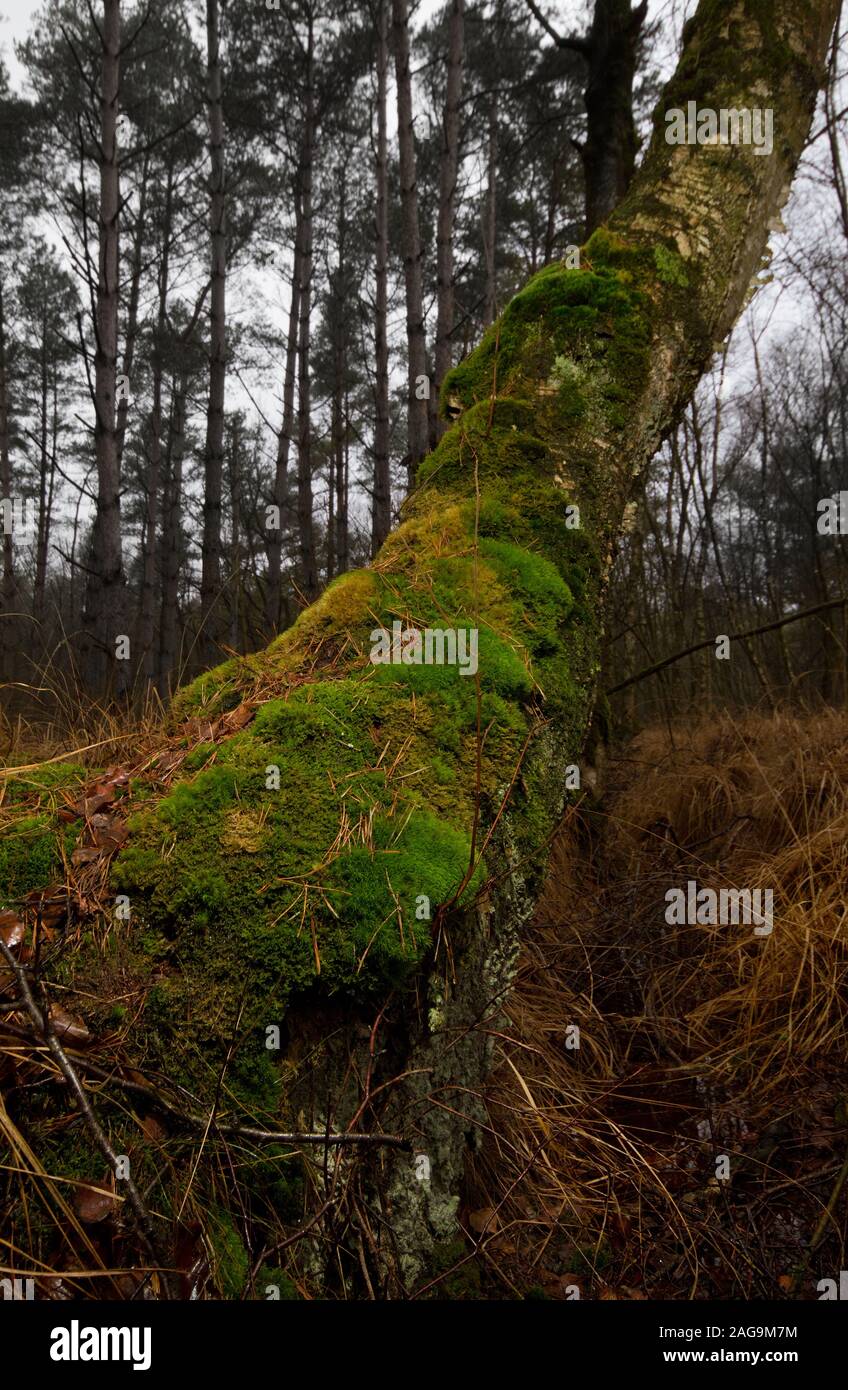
469,709,848,1301
1,704,846,1299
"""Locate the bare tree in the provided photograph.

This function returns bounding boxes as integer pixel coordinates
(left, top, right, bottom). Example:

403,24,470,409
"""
199,0,228,661
433,0,465,429
524,0,648,235
371,0,391,555
392,0,429,483
81,0,126,697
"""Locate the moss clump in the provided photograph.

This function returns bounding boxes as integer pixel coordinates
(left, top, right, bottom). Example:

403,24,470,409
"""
206,1205,249,1299
0,762,87,905
0,814,74,902
654,243,689,287
440,246,652,435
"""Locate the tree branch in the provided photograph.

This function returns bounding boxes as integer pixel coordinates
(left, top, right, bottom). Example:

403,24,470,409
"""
607,597,848,696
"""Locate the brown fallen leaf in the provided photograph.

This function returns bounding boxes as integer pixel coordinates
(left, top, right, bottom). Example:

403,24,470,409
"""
71,847,103,867
89,815,129,851
468,1206,500,1235
151,750,185,779
73,1181,119,1223
25,890,70,929
48,1005,92,1045
0,910,25,952
183,718,216,744
139,1113,168,1144
221,702,254,733
95,767,130,791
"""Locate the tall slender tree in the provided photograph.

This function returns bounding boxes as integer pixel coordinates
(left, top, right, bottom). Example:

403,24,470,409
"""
371,0,391,555
433,0,465,424
199,0,228,660
392,0,429,483
81,0,126,695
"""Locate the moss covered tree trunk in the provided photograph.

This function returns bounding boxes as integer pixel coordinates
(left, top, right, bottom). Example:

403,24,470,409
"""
101,0,839,1294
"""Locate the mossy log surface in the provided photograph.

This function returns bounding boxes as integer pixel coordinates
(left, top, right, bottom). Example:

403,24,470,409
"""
1,0,839,1293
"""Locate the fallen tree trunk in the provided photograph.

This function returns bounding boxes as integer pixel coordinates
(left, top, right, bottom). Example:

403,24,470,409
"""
55,0,840,1295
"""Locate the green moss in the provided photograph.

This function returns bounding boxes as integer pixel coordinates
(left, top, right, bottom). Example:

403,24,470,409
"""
438,246,652,470
424,1238,483,1299
478,539,573,656
206,1204,249,1299
0,760,87,801
0,813,77,903
653,243,689,288
169,660,244,724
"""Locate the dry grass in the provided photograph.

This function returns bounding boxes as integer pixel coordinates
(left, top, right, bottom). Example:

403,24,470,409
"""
475,709,848,1300
0,668,167,769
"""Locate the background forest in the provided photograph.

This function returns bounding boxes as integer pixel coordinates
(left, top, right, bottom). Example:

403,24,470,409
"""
1,0,844,734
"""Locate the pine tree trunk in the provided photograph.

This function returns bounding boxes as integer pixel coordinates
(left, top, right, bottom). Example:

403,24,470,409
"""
433,0,464,424
371,0,391,557
157,371,187,696
581,0,647,235
481,91,498,329
139,167,172,688
200,0,228,662
265,197,303,634
82,0,126,697
0,275,17,681
34,318,49,625
296,16,318,602
392,0,429,484
116,150,149,469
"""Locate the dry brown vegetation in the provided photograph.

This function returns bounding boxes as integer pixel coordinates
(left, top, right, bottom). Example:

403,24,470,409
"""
3,703,847,1299
471,710,848,1300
